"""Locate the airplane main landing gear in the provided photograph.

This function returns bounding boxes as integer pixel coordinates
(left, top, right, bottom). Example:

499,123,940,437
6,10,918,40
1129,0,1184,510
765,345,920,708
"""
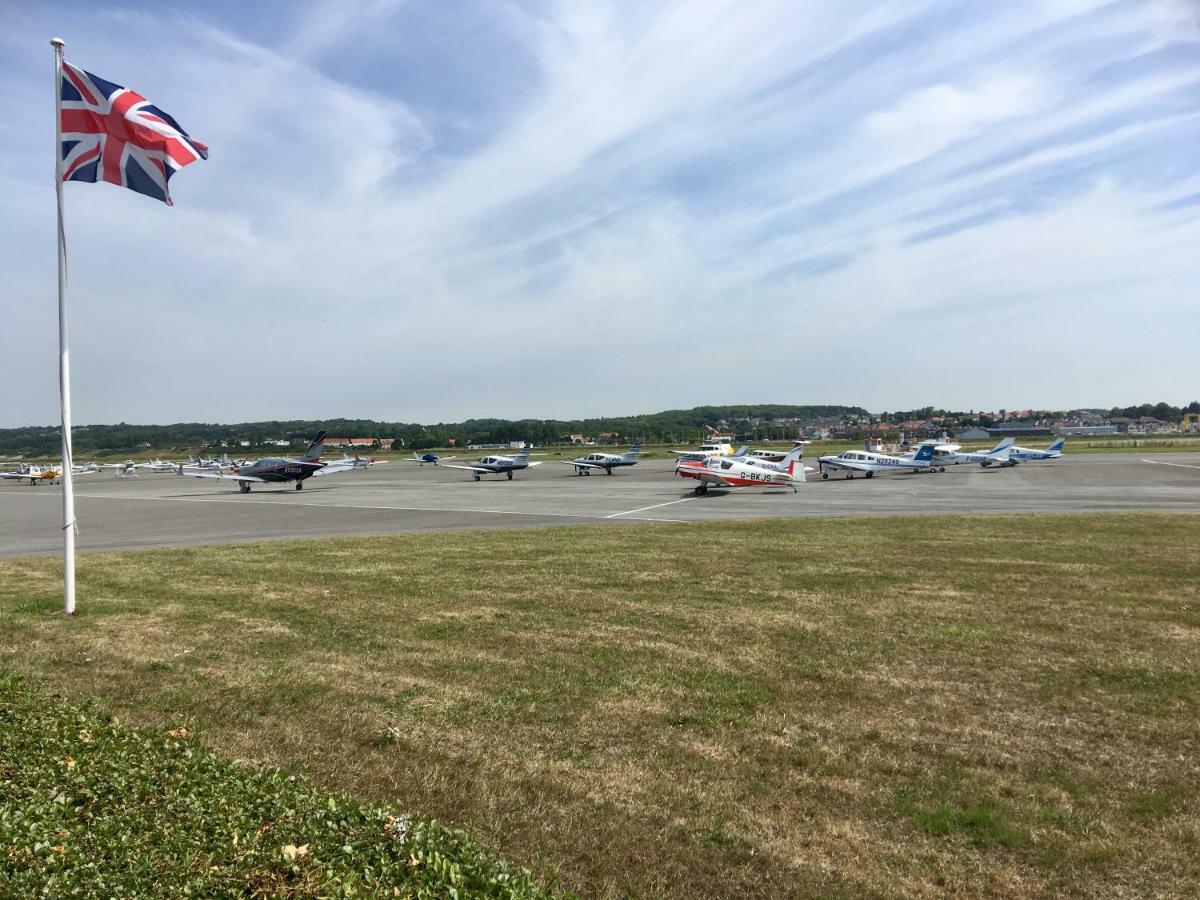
694,484,708,496
239,482,251,493
295,481,303,490
605,468,613,475
865,471,873,479
506,471,513,480
474,475,481,482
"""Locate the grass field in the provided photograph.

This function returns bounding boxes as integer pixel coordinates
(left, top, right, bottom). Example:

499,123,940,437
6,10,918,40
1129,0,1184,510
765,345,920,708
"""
2,513,1199,897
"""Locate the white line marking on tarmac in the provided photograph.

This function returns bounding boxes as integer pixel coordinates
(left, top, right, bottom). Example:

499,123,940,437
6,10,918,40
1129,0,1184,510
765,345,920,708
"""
1141,458,1200,470
606,497,696,518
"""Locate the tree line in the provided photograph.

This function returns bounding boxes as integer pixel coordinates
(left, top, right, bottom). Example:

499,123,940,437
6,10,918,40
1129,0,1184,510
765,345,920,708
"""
0,405,867,456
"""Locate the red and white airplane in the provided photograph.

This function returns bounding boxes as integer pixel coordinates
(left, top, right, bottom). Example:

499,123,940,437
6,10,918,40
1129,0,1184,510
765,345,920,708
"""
675,446,806,495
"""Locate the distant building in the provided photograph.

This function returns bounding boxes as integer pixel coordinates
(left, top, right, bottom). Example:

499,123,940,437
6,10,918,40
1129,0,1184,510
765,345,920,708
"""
986,423,1053,437
955,427,991,441
1055,425,1118,435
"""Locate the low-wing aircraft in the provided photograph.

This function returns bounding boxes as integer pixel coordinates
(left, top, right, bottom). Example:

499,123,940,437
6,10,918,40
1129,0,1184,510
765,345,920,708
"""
401,451,458,465
1,464,58,485
182,431,337,492
675,451,806,494
736,445,815,475
99,459,159,477
438,446,542,481
562,442,641,475
1009,437,1066,462
669,442,735,460
817,443,937,479
915,437,1016,468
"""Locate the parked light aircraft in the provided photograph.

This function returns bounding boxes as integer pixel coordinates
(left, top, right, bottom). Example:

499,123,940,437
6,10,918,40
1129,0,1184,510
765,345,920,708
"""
916,437,1016,467
669,442,735,460
1009,437,1066,462
325,453,385,471
183,432,337,492
817,443,938,479
439,446,542,481
736,446,815,475
562,442,641,475
675,451,806,494
0,464,64,485
402,451,458,465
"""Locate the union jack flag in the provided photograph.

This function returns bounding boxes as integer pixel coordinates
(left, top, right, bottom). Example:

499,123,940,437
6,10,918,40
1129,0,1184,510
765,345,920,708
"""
59,60,207,206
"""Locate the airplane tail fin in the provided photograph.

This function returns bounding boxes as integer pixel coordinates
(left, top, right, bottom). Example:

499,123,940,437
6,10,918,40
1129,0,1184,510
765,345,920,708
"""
514,445,531,461
623,442,641,461
913,443,935,463
781,446,806,477
786,452,807,482
988,436,1016,454
300,431,327,462
733,445,749,458
1048,437,1066,453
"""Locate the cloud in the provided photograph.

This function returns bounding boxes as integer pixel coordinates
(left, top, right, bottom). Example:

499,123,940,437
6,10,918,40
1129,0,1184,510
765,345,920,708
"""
0,0,1197,425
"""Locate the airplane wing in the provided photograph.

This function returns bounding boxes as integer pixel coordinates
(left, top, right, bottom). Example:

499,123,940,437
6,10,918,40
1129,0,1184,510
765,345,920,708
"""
818,458,864,471
310,464,358,477
184,471,268,483
561,460,609,469
437,463,495,473
526,461,543,467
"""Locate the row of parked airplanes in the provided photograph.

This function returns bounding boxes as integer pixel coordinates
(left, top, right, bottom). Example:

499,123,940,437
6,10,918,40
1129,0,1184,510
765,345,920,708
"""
2,431,1066,495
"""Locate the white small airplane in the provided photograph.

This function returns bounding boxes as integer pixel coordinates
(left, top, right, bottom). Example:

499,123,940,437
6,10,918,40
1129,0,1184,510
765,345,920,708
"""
817,443,938,479
1009,437,1066,462
439,446,542,481
562,442,640,476
669,441,735,460
916,437,1016,468
99,459,155,477
675,447,806,495
324,453,385,471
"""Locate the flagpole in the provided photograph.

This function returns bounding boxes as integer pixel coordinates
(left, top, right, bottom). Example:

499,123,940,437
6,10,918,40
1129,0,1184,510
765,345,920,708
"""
52,37,77,616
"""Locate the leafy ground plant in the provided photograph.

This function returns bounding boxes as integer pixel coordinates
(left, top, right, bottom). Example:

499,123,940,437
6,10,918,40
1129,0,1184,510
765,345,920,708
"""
0,673,559,898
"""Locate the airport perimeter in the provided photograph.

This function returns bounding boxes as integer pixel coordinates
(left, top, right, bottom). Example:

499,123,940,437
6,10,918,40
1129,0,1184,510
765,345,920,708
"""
1,452,1196,556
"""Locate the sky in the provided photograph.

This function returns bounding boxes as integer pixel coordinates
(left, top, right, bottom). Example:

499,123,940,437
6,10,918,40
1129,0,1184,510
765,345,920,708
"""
1,0,1198,427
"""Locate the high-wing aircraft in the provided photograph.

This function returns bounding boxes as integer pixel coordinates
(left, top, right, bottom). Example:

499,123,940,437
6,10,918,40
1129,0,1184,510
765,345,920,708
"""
438,446,542,481
675,451,806,494
182,431,338,492
669,442,735,460
324,453,385,471
915,437,1016,468
817,443,938,479
1009,437,1066,461
562,442,641,475
401,451,458,465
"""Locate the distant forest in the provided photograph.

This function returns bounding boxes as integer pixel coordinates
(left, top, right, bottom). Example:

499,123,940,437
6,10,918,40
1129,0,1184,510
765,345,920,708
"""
1,401,1194,456
0,405,867,456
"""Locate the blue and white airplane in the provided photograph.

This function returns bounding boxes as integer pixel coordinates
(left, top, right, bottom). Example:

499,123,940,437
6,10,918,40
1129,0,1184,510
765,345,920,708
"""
817,443,938,479
401,451,458,466
917,437,1016,468
1009,437,1066,462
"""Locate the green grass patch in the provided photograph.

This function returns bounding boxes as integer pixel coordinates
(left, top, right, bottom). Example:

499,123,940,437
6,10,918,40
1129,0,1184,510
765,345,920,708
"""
2,512,1200,897
0,673,555,898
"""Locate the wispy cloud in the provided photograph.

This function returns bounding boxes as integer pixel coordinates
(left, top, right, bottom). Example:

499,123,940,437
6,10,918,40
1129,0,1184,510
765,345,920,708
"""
1,0,1197,425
